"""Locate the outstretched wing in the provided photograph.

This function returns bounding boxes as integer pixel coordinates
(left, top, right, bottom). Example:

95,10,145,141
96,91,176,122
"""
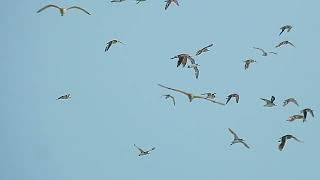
165,0,172,10
187,55,196,64
105,41,112,52
260,98,269,102
204,43,213,49
67,6,91,15
158,84,190,96
193,96,225,105
268,52,278,55
253,47,266,54
291,136,303,143
193,66,199,79
278,139,286,151
147,147,156,153
271,96,275,103
134,144,145,153
228,128,239,139
37,4,61,13
170,96,176,106
241,141,250,149
226,95,232,104
287,41,295,47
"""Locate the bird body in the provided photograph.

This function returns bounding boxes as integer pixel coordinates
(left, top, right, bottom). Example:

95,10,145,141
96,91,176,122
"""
287,114,305,122
201,92,216,99
111,0,126,2
37,5,91,16
260,96,276,107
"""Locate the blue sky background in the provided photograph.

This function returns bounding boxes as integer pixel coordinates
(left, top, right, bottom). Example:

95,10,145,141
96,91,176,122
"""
1,0,320,179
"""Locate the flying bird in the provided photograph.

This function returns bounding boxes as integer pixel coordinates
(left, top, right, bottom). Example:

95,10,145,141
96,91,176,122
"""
244,59,256,70
158,84,225,105
105,39,124,52
253,47,277,56
278,135,302,151
187,64,200,79
134,144,155,156
226,94,240,104
275,41,295,48
287,114,305,122
165,0,179,10
279,25,293,36
171,54,195,67
260,96,276,107
300,108,314,122
283,98,299,107
228,128,250,149
135,0,147,4
37,5,91,16
195,44,213,56
162,94,176,106
56,94,71,100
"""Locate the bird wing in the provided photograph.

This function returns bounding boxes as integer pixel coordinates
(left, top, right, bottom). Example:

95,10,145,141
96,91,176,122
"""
271,96,275,103
169,95,176,106
105,41,112,52
228,128,239,139
260,98,270,103
291,136,303,143
134,144,145,153
194,96,225,105
173,0,179,6
309,110,314,117
253,47,266,53
204,43,213,49
193,66,199,79
278,139,286,151
268,52,278,55
241,141,250,149
290,99,299,106
67,6,91,15
279,28,285,36
147,147,156,152
287,41,295,47
226,95,232,104
235,94,239,103
158,84,190,97
37,4,61,13
165,0,171,10
187,55,196,64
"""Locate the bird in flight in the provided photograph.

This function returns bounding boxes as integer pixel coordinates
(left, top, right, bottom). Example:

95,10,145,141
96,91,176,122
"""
278,135,302,151
283,98,299,107
57,94,71,100
158,84,225,105
195,44,213,56
275,41,295,48
287,114,305,122
111,0,126,2
253,47,277,56
37,5,91,16
187,64,200,79
300,108,314,122
165,0,179,10
135,0,147,4
105,39,124,52
171,54,195,68
279,25,293,36
260,96,276,107
134,144,155,156
244,59,256,70
162,94,175,106
226,93,240,104
228,128,250,149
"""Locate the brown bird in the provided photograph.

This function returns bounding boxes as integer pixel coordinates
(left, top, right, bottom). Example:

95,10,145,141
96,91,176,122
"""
278,135,302,151
171,54,195,67
158,84,225,105
226,94,239,104
300,108,314,122
165,0,179,10
195,44,213,56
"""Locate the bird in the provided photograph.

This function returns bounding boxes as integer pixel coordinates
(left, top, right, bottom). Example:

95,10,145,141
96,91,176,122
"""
135,0,147,4
171,54,196,67
253,47,277,56
37,5,91,16
195,44,213,56
283,98,299,107
187,64,200,79
165,0,179,10
56,94,71,100
300,108,314,122
111,0,126,2
201,93,216,99
228,128,250,149
226,94,240,104
275,40,295,48
260,96,276,107
105,39,124,52
279,25,293,36
158,84,225,105
278,135,302,151
134,144,155,156
243,59,256,70
162,94,175,106
287,114,305,122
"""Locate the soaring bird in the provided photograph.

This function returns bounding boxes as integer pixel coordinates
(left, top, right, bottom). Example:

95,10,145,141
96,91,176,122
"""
165,0,179,10
283,98,299,107
260,96,276,107
253,47,277,56
111,0,126,2
134,144,155,156
300,108,314,122
187,64,200,79
57,94,71,100
158,84,225,105
287,114,305,122
162,94,176,106
226,94,240,104
228,128,250,149
105,39,124,52
37,5,91,16
135,0,147,4
201,92,216,99
195,44,213,56
279,25,293,36
171,54,195,67
278,135,302,151
244,59,256,70
275,41,295,48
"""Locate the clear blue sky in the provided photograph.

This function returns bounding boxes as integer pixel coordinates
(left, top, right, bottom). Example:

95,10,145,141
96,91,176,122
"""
1,0,320,179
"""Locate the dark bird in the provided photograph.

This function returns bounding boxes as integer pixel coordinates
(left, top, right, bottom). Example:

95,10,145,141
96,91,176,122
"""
275,40,295,48
37,4,91,16
171,54,195,67
279,25,293,36
300,108,314,122
278,135,302,151
165,0,179,10
134,144,155,156
260,96,276,107
56,94,71,100
228,128,250,149
105,39,124,52
226,94,240,104
195,44,213,56
162,94,176,106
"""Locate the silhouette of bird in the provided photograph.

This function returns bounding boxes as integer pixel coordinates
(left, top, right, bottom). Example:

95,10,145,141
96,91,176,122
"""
134,144,155,156
162,94,176,106
228,128,250,149
195,44,213,56
253,47,277,56
165,0,179,10
226,94,240,104
279,25,293,36
283,98,299,107
275,41,295,48
56,94,71,100
244,59,256,70
105,39,124,52
201,92,216,99
260,96,276,107
37,4,91,16
278,135,302,151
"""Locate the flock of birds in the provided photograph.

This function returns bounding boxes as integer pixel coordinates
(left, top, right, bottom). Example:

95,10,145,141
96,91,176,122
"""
38,1,314,156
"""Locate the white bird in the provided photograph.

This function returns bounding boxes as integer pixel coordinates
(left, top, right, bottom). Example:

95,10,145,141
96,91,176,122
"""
37,5,91,16
158,84,225,105
278,135,302,151
283,98,299,107
253,47,277,56
56,94,71,100
260,96,276,107
275,41,295,48
134,144,155,156
195,44,213,56
279,25,293,36
165,0,179,10
228,128,250,149
162,94,176,106
287,114,305,122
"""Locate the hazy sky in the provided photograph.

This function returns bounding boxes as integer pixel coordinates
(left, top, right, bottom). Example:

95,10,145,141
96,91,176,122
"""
1,0,320,180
